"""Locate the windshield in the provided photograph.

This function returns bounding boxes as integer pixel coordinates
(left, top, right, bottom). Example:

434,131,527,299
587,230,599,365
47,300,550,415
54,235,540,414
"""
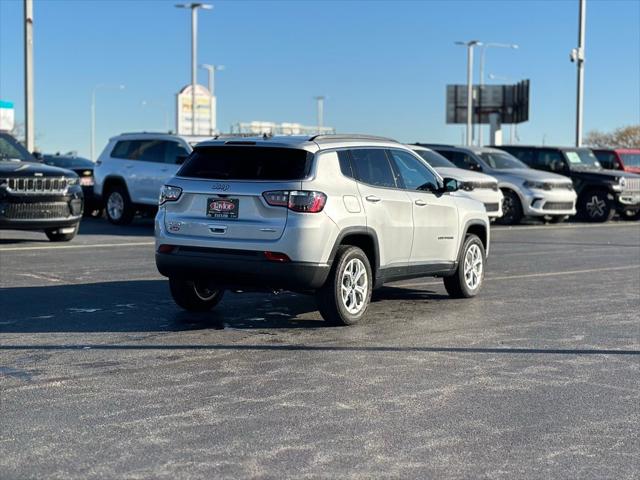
620,153,640,168
44,156,93,169
0,133,35,162
414,149,456,168
565,149,601,168
478,151,528,169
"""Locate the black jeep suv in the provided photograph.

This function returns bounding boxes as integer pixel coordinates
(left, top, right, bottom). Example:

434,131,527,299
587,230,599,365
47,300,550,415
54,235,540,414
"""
494,145,640,222
0,132,84,241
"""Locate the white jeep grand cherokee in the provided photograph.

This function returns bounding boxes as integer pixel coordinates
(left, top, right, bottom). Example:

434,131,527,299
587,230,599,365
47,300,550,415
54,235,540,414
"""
155,134,490,325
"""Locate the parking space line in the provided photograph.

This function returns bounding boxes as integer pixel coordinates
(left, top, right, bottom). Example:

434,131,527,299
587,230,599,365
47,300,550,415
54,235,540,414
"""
0,242,155,252
397,264,640,288
492,222,640,231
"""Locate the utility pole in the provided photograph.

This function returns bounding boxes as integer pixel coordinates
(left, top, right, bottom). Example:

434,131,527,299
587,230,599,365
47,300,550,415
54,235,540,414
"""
24,0,34,152
200,64,224,135
573,0,586,147
314,96,325,133
175,3,212,136
455,40,482,146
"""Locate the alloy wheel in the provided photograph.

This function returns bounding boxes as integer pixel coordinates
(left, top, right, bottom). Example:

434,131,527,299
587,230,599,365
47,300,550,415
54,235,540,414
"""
463,244,483,290
586,195,606,219
340,258,368,315
107,192,124,220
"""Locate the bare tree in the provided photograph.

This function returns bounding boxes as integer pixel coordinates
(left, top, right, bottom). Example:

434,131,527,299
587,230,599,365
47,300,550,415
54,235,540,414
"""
585,125,640,148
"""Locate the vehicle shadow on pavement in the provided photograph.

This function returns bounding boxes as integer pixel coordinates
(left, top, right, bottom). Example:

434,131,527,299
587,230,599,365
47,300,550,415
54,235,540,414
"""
0,281,450,333
78,217,155,237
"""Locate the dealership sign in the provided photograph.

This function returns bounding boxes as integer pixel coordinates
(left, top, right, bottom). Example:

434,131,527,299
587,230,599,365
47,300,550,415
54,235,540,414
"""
176,84,212,136
0,100,15,132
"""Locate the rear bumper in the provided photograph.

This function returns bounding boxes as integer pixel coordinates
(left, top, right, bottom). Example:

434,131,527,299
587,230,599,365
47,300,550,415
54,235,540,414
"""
156,246,330,292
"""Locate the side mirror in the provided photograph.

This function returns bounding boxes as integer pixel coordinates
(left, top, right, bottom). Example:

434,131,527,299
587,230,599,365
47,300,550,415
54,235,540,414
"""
469,162,482,172
442,177,459,193
32,151,43,161
176,155,187,165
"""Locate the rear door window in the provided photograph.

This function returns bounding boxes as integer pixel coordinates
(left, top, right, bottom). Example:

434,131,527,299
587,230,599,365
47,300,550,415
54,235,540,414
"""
111,139,171,163
349,149,397,188
178,146,312,180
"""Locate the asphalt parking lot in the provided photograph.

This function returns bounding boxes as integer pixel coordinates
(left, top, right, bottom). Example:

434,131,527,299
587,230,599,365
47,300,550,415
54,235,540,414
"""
1,219,639,479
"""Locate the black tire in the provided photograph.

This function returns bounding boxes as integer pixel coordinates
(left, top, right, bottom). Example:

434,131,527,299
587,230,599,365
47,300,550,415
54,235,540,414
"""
579,190,614,223
316,245,372,326
169,278,225,312
44,225,78,242
444,234,486,299
105,185,135,225
496,189,523,225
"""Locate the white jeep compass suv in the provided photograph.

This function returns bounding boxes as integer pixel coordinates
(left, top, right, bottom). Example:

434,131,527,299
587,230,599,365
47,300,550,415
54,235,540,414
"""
94,132,209,224
155,135,490,325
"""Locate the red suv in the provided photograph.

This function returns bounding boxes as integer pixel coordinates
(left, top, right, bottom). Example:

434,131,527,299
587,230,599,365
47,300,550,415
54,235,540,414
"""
593,149,640,174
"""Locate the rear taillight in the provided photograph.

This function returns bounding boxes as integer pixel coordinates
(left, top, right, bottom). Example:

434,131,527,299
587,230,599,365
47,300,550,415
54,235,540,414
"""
262,190,327,213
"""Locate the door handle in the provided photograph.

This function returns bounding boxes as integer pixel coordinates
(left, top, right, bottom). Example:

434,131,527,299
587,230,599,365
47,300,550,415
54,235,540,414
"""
414,199,428,206
125,164,134,169
365,195,381,203
160,168,168,172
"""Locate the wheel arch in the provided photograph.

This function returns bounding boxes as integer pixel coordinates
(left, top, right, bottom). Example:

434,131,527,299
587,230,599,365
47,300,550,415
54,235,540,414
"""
328,227,380,283
102,175,130,196
459,220,489,259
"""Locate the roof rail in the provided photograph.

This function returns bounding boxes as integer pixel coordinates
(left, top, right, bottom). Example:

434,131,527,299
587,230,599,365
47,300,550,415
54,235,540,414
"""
413,142,455,148
310,134,398,143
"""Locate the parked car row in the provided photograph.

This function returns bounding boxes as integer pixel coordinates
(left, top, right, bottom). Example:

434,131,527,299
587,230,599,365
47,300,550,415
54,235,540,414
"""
1,128,639,245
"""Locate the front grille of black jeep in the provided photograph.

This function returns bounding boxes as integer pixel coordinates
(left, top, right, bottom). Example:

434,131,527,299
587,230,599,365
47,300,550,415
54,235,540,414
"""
0,202,71,220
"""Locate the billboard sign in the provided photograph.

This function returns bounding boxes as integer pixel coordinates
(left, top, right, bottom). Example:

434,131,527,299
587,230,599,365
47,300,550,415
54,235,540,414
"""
176,84,212,136
0,100,15,132
446,79,530,124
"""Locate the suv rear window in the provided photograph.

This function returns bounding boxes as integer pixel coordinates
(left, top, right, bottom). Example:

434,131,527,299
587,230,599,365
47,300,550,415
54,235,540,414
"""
178,146,312,180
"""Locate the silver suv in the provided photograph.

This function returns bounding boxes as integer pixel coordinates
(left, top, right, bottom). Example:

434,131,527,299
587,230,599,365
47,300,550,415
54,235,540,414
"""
426,145,577,224
155,135,490,325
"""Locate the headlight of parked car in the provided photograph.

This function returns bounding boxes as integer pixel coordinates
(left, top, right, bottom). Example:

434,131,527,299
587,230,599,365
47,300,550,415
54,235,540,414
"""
611,177,626,192
523,180,549,190
159,185,182,205
66,177,79,186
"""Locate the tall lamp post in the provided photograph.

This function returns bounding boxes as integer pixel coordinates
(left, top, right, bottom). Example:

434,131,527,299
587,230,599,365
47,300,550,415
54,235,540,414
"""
175,3,212,135
571,0,586,147
200,64,224,135
90,84,124,160
478,42,519,145
24,0,34,152
455,40,482,146
314,96,325,133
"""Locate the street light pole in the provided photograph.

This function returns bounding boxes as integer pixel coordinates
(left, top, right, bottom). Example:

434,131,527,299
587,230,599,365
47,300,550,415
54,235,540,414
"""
574,0,586,147
478,42,519,145
175,3,212,136
24,0,34,152
455,41,481,146
200,64,224,135
90,84,124,160
314,96,325,133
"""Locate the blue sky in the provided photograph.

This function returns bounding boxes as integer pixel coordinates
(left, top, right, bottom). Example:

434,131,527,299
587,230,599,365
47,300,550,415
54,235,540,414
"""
1,0,639,158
